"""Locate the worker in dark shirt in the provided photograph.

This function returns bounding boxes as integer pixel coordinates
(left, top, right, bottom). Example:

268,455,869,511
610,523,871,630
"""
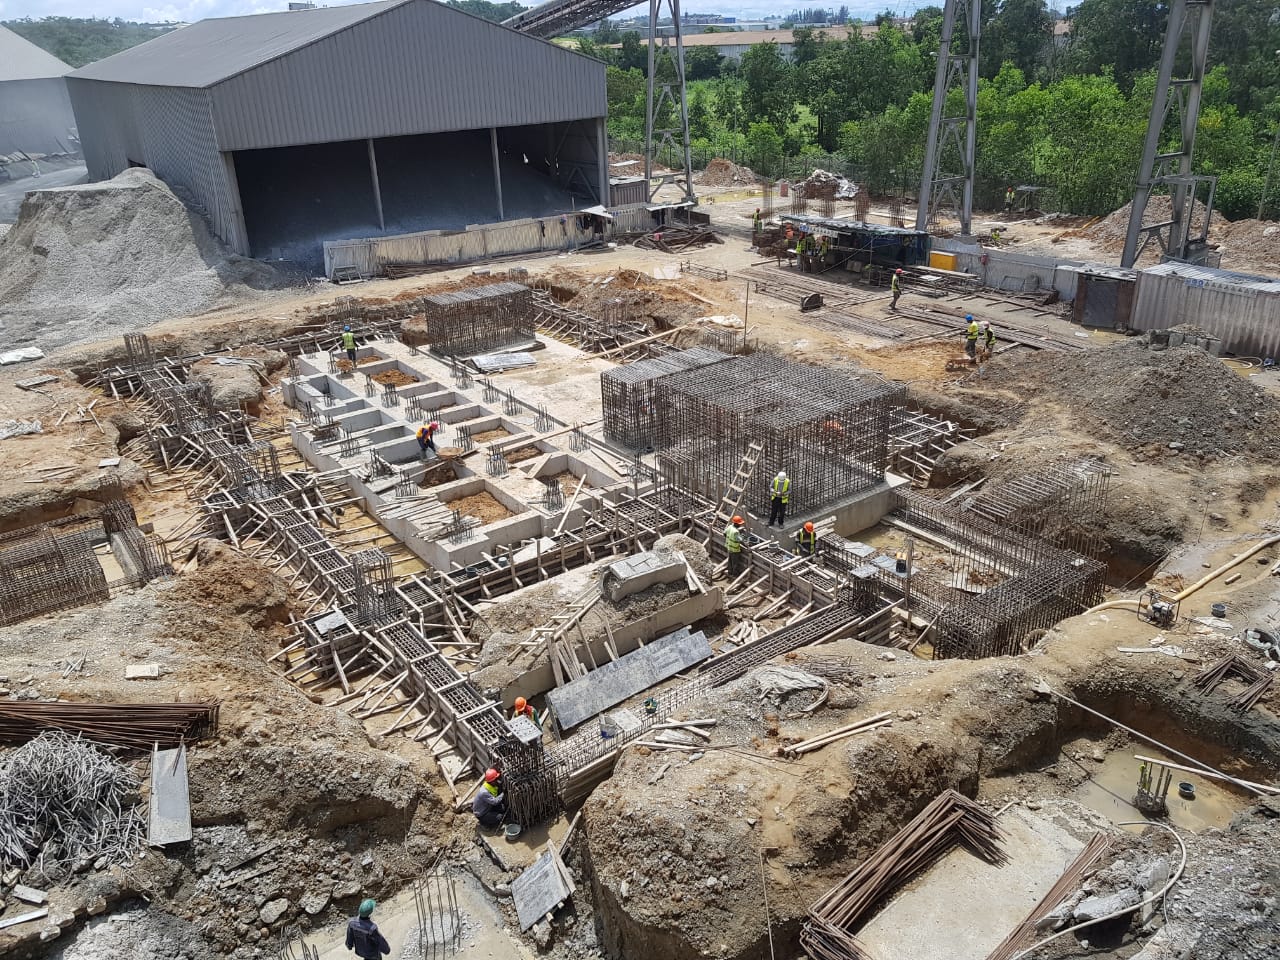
346,899,390,959
472,768,507,828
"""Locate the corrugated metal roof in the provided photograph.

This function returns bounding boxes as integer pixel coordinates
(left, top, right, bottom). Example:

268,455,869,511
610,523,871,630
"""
1141,260,1280,293
0,25,72,81
781,212,928,238
71,1,409,87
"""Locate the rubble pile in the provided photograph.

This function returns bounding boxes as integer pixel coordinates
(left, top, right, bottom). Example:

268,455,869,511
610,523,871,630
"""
797,169,858,200
983,343,1280,458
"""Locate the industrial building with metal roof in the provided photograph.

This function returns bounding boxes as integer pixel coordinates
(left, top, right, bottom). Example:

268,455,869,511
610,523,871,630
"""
66,0,609,264
0,25,78,159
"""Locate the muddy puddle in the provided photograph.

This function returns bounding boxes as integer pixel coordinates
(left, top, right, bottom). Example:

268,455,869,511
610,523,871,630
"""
1069,744,1250,833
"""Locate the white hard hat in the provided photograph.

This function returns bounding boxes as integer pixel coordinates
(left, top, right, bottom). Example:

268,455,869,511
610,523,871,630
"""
980,320,989,329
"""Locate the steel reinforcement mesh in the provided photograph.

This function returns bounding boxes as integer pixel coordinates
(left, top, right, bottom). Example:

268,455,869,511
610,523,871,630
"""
888,492,1106,658
652,353,905,515
419,283,534,357
600,347,729,449
0,519,109,627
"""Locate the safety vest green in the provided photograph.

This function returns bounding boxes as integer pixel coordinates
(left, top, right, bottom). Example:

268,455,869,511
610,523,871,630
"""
891,274,901,293
966,322,980,341
724,523,743,554
797,529,816,552
342,331,356,350
771,476,790,503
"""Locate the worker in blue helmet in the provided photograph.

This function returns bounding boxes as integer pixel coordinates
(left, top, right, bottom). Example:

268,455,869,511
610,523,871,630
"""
346,898,391,958
340,325,358,366
964,314,980,362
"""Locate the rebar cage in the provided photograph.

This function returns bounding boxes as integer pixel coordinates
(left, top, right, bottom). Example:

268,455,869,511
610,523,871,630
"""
418,283,534,357
649,353,906,516
600,347,729,449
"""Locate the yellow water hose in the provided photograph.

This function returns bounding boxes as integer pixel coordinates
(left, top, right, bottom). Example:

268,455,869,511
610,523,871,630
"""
1086,534,1280,615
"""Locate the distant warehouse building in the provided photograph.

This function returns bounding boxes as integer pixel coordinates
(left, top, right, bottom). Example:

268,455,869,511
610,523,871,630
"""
0,25,78,158
66,0,608,264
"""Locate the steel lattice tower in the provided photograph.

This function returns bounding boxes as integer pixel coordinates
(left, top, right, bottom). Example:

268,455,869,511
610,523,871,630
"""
1122,0,1217,267
916,0,980,235
644,0,695,203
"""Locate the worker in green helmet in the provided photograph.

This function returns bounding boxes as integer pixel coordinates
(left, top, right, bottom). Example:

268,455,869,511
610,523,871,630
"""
346,898,391,958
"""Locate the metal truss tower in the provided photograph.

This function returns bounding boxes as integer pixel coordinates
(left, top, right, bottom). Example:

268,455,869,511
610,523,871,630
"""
916,0,980,235
1122,0,1216,267
644,0,695,203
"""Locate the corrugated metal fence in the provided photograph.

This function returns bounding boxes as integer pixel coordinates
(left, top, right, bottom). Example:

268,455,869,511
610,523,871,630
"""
1130,263,1280,359
324,205,655,278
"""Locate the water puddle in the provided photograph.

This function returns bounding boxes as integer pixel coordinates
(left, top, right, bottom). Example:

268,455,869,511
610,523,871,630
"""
1069,743,1250,833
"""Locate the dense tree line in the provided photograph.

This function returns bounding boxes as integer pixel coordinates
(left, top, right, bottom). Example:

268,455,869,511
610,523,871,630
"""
590,0,1280,219
2,17,176,67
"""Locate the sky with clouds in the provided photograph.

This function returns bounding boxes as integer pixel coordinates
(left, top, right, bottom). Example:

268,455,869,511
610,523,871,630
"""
0,0,929,26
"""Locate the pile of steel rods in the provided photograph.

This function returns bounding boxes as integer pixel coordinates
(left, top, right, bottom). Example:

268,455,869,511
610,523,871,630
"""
1193,654,1272,712
0,701,220,752
800,790,1007,960
0,731,145,880
984,832,1114,960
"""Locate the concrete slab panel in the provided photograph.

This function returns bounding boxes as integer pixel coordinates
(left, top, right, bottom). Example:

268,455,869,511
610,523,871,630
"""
547,628,711,730
149,744,192,846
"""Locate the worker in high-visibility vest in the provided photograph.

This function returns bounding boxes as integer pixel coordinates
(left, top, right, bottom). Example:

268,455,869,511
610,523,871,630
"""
340,325,357,365
964,315,981,362
724,515,747,576
767,471,790,527
796,521,817,556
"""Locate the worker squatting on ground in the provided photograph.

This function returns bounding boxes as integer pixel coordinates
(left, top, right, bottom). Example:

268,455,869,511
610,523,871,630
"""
511,696,542,726
472,768,507,828
416,421,440,456
724,515,746,576
964,314,980,360
340,326,357,365
796,521,817,555
891,268,904,311
767,470,790,527
346,899,391,959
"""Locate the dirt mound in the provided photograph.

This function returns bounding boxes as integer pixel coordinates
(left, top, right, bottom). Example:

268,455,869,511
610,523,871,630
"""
555,267,704,330
982,342,1280,458
0,168,284,352
1214,217,1280,276
695,157,760,187
797,168,858,200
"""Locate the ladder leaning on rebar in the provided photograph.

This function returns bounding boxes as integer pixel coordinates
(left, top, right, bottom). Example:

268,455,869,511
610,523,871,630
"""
706,440,765,545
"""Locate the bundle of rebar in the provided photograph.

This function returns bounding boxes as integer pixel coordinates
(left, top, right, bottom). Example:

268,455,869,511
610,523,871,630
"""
633,223,723,254
984,832,1114,960
1193,653,1268,710
0,731,145,879
801,790,1006,960
0,701,220,752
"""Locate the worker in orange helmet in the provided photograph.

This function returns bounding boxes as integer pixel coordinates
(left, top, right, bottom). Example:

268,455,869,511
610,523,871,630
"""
796,521,817,556
511,696,543,727
472,768,506,828
724,515,747,577
416,421,441,459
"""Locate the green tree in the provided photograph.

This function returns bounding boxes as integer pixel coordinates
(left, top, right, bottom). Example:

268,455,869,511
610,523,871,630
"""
1064,0,1167,89
2,16,177,67
746,121,786,176
684,46,724,81
688,84,715,141
740,42,795,131
446,1,527,22
981,0,1053,80
617,31,648,72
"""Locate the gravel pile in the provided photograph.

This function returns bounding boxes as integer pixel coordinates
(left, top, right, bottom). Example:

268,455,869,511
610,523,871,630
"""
695,157,760,187
1088,196,1213,252
983,343,1280,458
797,168,858,200
0,168,283,352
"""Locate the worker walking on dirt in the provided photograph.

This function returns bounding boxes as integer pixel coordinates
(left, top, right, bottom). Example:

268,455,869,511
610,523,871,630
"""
891,269,904,311
753,208,762,234
980,320,996,358
416,421,440,457
511,696,543,727
346,899,391,959
472,768,507,828
1004,186,1015,213
725,515,747,576
767,470,790,527
796,521,817,556
964,315,980,362
340,325,357,365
